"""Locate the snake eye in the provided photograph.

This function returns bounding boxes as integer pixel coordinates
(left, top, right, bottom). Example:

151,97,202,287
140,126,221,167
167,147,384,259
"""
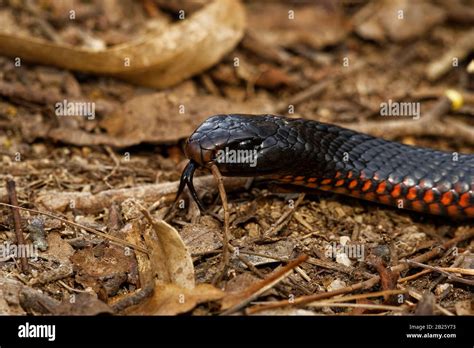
212,136,263,172
228,138,262,151
238,139,255,149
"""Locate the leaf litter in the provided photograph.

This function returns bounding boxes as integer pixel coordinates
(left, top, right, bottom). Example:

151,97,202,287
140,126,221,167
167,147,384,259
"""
0,0,472,316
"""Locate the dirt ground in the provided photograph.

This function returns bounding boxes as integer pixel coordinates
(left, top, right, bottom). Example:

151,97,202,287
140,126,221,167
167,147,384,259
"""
0,0,473,316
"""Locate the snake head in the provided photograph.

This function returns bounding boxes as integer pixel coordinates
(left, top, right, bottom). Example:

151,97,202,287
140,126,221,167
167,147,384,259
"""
184,114,285,176
178,114,313,210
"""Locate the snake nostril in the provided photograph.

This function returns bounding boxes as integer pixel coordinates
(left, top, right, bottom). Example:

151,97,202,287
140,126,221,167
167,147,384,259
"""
184,140,214,167
184,140,202,164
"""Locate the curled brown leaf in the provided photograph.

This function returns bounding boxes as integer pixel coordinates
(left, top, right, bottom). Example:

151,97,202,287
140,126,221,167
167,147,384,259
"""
0,0,246,88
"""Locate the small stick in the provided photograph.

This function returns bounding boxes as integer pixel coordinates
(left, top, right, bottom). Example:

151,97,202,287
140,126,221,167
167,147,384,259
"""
247,275,380,315
275,80,331,113
210,164,230,285
221,254,308,315
398,269,432,283
111,282,155,313
274,61,366,114
29,175,248,214
426,29,474,80
437,267,474,276
0,202,148,254
57,280,90,293
405,260,474,286
293,211,314,232
407,288,454,316
429,250,467,290
307,256,375,279
341,91,474,145
263,193,305,237
294,266,311,282
306,302,407,312
103,145,121,183
195,248,312,296
6,180,29,273
0,81,62,105
246,229,474,314
366,254,398,302
320,289,407,304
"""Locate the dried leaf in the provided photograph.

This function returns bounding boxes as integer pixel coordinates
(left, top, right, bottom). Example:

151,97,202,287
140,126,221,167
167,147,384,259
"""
142,212,195,289
135,207,194,289
0,0,245,88
53,293,113,315
125,283,223,315
121,220,153,288
110,203,223,314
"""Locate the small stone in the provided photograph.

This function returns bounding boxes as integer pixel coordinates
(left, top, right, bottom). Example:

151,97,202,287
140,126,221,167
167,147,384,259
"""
434,283,452,297
335,252,352,267
339,236,351,246
327,279,346,292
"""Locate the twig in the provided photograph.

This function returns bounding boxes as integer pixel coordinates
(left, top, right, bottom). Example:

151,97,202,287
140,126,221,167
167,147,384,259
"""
6,180,29,273
29,262,73,285
0,202,148,254
239,250,288,262
263,193,305,237
233,249,310,295
398,269,432,283
200,74,221,96
406,288,455,316
199,248,313,296
293,211,313,232
247,272,382,314
33,175,248,214
437,267,474,276
307,257,375,279
320,289,407,304
343,94,451,138
210,164,231,285
203,169,308,294
295,266,311,282
275,80,331,113
111,282,155,313
426,29,474,80
102,146,121,184
246,229,474,314
366,254,398,302
339,91,474,145
220,254,308,315
274,61,366,114
306,302,407,312
429,250,468,290
57,280,90,293
405,260,474,286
